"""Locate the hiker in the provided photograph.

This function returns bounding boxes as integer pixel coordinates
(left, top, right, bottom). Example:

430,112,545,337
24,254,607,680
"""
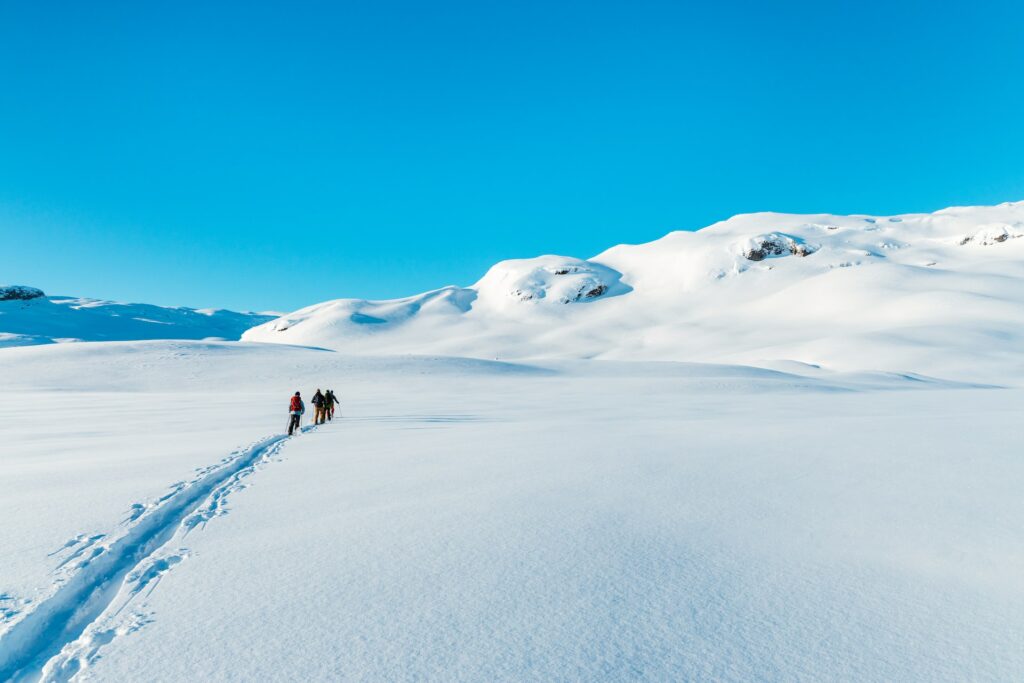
325,389,337,421
311,388,326,425
288,391,304,435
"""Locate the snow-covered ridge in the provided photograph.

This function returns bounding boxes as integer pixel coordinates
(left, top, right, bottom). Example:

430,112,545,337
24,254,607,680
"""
0,292,274,348
244,201,1024,382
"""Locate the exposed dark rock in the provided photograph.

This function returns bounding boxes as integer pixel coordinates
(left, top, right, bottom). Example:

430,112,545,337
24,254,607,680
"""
0,285,45,301
960,228,1019,246
744,239,787,261
511,289,534,301
744,235,817,261
559,283,609,303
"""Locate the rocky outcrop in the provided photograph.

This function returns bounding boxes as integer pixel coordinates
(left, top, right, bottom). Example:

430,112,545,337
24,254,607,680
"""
958,224,1023,246
479,257,626,307
743,234,818,261
0,285,45,301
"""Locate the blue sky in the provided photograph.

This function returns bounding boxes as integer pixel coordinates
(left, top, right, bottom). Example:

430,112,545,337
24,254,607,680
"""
1,0,1022,311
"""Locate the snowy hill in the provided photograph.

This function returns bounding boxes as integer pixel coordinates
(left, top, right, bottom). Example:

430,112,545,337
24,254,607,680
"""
244,201,1024,382
0,288,274,347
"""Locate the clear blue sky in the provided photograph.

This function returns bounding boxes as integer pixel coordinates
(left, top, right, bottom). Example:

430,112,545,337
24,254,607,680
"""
1,0,1022,311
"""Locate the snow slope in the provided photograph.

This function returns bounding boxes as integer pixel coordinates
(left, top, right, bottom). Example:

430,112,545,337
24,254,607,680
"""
0,341,1021,681
245,201,1024,382
0,290,273,347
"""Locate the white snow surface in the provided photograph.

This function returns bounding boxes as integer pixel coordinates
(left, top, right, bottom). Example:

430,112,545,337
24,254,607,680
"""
0,340,1021,681
245,201,1024,383
4,202,1024,680
0,294,273,347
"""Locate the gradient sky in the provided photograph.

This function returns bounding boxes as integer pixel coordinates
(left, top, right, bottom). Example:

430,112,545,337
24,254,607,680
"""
2,0,1023,311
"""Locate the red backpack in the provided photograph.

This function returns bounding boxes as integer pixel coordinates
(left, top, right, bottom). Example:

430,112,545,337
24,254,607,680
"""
289,395,302,411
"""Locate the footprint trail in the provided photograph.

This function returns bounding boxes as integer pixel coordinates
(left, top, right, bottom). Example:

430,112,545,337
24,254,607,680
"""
0,429,305,682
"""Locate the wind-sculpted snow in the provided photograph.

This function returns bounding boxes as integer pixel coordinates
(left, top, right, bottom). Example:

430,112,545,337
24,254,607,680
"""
243,201,1024,383
473,255,629,306
0,294,274,348
261,286,477,339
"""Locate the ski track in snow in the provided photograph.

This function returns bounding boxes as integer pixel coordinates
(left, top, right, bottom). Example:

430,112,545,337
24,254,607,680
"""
0,426,311,682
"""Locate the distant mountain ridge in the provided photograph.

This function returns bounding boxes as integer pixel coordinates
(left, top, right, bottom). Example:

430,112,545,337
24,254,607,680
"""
243,201,1024,382
0,290,273,348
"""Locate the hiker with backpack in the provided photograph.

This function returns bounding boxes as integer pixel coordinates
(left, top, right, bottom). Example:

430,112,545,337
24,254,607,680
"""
325,389,338,421
311,389,326,425
288,391,305,435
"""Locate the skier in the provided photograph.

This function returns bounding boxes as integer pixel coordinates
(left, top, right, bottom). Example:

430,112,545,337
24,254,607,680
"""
311,388,326,425
325,389,337,421
287,391,304,435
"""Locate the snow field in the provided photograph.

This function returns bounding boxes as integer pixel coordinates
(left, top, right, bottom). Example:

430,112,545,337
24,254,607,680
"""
0,341,1021,680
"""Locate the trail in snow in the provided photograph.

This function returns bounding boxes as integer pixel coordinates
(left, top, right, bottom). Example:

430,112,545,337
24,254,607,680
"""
0,427,308,682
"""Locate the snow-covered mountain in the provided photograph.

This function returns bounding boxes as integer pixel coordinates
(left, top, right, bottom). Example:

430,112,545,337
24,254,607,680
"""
244,201,1024,382
0,287,274,348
